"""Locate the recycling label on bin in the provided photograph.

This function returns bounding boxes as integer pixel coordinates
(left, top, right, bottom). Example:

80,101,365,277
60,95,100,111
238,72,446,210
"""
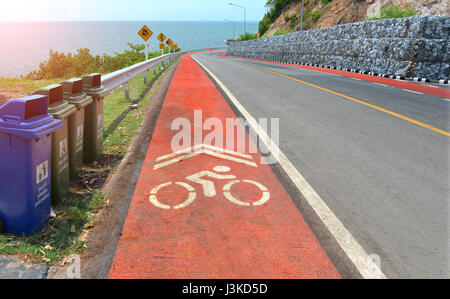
76,125,84,154
59,138,69,173
97,114,103,140
36,160,49,185
35,160,50,208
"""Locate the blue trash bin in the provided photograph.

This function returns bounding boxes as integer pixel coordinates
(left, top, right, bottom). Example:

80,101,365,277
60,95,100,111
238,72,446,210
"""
0,95,62,235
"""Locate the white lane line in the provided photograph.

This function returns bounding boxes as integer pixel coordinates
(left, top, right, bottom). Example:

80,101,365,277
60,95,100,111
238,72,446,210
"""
373,83,388,87
442,98,450,102
402,89,423,95
350,77,362,81
192,55,387,279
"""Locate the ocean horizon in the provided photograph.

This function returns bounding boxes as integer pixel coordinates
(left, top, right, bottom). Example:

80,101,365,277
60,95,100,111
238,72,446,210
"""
0,21,259,78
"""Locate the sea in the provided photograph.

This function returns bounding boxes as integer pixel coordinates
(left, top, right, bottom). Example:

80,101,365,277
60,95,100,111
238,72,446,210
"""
0,21,259,78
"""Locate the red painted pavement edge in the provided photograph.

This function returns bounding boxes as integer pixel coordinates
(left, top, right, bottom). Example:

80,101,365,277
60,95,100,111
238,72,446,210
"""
108,51,341,279
218,54,450,99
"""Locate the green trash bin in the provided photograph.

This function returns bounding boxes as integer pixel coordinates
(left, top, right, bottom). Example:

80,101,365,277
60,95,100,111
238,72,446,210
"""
81,73,111,163
32,85,76,204
62,78,93,179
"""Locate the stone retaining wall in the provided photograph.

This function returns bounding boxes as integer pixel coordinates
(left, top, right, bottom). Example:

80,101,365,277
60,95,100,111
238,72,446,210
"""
227,16,449,80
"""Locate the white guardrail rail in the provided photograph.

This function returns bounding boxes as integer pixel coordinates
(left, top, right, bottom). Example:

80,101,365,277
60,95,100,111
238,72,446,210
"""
101,48,223,92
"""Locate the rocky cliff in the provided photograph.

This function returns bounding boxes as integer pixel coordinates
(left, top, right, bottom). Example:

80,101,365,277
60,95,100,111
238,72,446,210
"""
264,0,449,36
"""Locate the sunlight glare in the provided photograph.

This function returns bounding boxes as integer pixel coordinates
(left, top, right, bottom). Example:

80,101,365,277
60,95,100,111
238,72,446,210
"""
0,0,81,22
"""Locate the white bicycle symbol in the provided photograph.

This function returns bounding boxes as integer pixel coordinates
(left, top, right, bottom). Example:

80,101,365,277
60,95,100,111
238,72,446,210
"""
149,166,270,210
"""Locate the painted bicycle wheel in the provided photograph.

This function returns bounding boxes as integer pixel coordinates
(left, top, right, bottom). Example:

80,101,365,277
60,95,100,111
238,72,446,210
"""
223,179,270,207
149,182,196,210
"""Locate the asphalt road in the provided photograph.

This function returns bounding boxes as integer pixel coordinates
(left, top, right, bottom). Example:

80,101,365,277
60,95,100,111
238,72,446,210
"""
192,51,450,279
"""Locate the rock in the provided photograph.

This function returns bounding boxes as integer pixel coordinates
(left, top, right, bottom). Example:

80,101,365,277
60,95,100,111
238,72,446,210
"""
0,256,48,279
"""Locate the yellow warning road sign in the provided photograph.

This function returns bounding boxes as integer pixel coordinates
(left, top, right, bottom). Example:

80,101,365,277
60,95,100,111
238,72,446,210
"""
166,39,173,46
138,25,153,42
157,33,166,42
159,43,166,50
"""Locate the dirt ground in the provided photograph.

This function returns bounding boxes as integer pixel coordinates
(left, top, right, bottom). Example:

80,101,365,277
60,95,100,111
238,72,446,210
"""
47,60,180,279
265,1,370,36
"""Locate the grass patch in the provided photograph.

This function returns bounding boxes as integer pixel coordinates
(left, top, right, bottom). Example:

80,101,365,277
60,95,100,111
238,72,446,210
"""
0,78,63,106
0,78,62,95
0,57,179,265
0,189,105,264
369,5,416,20
274,29,291,36
103,61,172,156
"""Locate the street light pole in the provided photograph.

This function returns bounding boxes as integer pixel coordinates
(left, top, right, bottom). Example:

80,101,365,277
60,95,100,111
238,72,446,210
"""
244,6,247,34
229,3,247,35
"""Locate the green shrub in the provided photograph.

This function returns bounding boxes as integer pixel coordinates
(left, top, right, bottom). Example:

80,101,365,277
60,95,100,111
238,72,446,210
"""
370,5,416,20
284,13,300,30
236,32,259,41
24,43,169,80
259,0,297,36
321,0,332,5
259,15,272,36
284,13,298,24
311,8,322,22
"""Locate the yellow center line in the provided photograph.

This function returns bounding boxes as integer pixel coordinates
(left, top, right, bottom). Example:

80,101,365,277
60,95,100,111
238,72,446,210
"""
234,61,450,138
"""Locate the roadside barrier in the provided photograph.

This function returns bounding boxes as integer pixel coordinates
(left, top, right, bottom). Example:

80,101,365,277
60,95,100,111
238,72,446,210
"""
0,48,221,235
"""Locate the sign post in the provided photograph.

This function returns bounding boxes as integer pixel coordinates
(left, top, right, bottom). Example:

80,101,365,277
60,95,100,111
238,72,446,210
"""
157,33,167,56
166,39,173,54
145,43,148,60
138,25,153,61
171,44,177,53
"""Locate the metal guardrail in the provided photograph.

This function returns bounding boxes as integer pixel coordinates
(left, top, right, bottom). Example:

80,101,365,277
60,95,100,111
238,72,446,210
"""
102,52,177,91
101,48,224,92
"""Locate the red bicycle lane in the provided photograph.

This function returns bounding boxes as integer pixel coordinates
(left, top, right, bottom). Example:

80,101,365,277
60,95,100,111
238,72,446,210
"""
108,52,341,279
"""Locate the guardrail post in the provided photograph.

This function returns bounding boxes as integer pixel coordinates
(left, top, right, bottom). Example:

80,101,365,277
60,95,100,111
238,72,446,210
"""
143,72,147,84
124,82,130,100
153,67,156,75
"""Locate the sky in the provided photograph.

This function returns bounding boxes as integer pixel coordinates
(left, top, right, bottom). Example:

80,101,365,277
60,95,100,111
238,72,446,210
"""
0,0,268,22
